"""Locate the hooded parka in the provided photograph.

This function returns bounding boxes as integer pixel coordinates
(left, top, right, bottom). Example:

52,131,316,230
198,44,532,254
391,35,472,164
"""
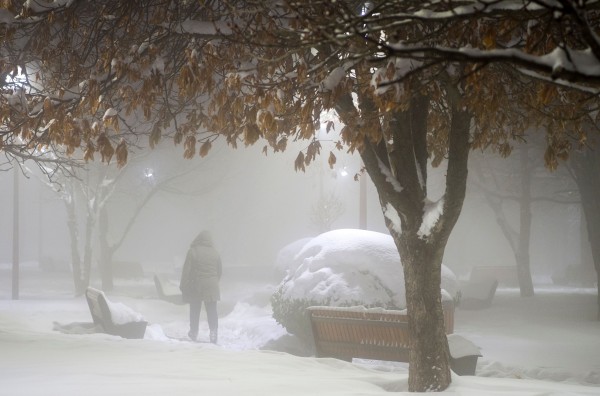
179,231,222,302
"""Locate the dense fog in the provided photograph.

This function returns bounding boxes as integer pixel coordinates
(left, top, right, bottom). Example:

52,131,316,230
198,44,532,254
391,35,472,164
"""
0,138,381,278
0,137,594,286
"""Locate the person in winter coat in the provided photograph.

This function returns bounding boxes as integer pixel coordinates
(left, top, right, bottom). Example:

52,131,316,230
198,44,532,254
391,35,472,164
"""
179,230,222,343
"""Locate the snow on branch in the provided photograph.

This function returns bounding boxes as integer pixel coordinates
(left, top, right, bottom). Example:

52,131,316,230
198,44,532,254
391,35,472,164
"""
418,198,444,239
385,44,600,85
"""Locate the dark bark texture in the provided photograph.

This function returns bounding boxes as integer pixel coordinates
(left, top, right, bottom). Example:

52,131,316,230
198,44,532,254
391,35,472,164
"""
355,86,471,391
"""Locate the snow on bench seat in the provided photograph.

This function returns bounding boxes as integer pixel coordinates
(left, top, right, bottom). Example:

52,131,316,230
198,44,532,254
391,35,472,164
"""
85,287,147,339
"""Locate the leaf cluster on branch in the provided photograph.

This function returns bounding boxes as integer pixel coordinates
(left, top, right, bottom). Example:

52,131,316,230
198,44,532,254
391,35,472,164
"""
285,0,600,167
2,0,597,174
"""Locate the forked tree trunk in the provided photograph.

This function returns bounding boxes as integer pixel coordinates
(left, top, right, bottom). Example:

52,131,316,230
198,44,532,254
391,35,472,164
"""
474,144,535,297
355,93,469,391
335,65,470,391
571,143,600,320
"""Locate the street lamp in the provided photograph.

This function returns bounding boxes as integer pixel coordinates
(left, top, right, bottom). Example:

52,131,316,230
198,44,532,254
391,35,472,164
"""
338,164,367,230
143,167,156,186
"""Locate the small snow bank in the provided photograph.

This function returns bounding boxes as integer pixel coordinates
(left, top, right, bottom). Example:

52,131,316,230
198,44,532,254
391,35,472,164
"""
220,302,288,349
476,361,600,386
143,323,169,341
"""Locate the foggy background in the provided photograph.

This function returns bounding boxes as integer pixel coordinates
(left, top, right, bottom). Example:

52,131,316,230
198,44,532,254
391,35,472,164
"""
0,138,385,279
0,136,591,284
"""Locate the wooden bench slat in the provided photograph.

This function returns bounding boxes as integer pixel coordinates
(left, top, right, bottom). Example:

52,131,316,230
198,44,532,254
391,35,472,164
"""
317,340,410,362
310,315,410,329
308,305,452,363
307,303,479,375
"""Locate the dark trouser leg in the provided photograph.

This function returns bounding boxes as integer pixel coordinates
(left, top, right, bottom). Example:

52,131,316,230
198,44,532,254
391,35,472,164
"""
189,299,202,338
205,301,218,332
205,301,218,343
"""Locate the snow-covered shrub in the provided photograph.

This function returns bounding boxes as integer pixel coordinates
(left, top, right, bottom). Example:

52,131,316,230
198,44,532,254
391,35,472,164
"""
271,229,458,343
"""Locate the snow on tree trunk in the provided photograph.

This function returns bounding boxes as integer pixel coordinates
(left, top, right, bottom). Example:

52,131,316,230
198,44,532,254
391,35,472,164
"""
354,85,470,391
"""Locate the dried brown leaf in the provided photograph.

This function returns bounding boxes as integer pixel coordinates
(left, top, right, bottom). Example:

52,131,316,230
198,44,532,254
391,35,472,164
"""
294,151,305,172
199,140,212,157
183,136,196,159
149,124,161,149
328,151,336,169
115,139,128,168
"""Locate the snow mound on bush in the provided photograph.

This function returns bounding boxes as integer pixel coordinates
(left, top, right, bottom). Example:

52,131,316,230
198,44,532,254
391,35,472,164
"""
271,229,458,341
281,229,406,307
273,236,313,279
278,228,458,307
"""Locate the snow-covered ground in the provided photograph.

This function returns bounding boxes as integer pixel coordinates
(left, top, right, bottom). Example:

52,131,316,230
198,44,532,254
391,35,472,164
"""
0,261,598,396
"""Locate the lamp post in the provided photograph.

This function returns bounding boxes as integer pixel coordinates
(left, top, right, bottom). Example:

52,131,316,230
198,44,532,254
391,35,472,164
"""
12,167,20,300
359,171,367,230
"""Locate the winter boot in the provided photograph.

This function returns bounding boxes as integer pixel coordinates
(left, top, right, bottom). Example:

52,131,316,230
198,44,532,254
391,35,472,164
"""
209,330,218,344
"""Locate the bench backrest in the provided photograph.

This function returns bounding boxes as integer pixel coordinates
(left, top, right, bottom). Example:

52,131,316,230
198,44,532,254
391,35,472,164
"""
308,303,455,362
85,287,113,329
470,265,517,286
153,274,184,305
308,307,411,361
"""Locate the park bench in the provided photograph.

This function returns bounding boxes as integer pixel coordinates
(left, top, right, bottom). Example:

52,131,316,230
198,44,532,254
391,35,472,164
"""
153,273,184,305
85,287,148,339
307,302,481,376
470,265,517,286
459,278,499,310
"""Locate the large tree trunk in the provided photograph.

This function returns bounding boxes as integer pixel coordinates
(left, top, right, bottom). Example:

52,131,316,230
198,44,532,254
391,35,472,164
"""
571,145,600,319
398,235,451,392
352,84,470,391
